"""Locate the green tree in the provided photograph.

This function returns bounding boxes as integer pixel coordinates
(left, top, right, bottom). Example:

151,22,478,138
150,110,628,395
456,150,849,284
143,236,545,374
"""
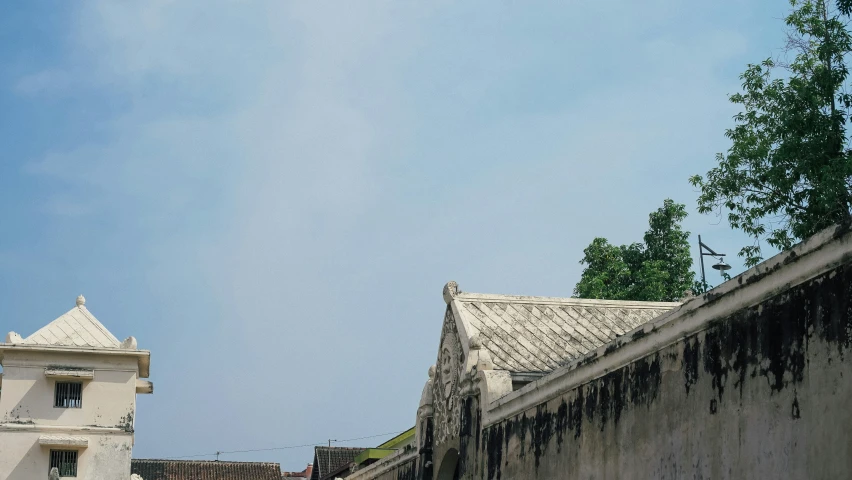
690,0,852,267
573,200,697,302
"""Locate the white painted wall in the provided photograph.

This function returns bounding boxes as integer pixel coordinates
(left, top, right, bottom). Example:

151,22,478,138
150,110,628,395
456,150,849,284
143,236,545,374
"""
0,349,142,480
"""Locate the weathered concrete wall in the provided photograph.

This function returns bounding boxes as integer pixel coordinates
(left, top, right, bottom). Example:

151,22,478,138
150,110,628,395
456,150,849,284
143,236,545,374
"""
471,263,852,479
348,450,418,480
0,430,134,480
0,351,138,428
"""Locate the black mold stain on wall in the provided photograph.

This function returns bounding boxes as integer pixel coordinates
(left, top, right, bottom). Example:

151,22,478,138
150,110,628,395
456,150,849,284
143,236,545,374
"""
683,337,700,395
485,423,503,480
477,263,852,479
481,353,663,479
532,405,554,468
395,460,416,480
555,400,568,452
417,418,433,480
459,397,478,476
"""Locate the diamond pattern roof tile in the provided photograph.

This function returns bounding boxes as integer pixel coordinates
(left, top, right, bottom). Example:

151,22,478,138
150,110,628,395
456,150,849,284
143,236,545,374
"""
310,447,366,480
453,293,678,373
22,302,121,349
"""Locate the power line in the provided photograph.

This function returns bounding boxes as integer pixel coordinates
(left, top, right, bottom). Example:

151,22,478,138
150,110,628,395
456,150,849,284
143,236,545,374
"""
162,430,407,460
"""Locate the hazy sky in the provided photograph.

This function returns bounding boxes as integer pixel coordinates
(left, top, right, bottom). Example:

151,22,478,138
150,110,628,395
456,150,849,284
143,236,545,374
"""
1,0,790,471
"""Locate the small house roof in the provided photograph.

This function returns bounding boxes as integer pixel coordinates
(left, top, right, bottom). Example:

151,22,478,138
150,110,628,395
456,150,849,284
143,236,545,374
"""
1,295,151,378
20,295,121,348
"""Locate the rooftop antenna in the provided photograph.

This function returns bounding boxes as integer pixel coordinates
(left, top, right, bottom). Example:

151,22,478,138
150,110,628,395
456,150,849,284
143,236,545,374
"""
328,439,337,447
215,451,221,461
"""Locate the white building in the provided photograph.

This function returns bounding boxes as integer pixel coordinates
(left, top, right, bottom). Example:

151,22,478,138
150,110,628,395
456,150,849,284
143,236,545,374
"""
0,295,152,480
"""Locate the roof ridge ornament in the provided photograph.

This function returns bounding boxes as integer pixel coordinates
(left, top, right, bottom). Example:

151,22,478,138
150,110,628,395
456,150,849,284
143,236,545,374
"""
76,295,86,307
5,331,23,344
121,336,138,350
469,334,482,350
443,281,459,305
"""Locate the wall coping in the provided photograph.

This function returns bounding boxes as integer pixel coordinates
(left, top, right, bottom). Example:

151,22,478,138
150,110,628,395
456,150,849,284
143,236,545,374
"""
347,448,417,480
484,223,852,426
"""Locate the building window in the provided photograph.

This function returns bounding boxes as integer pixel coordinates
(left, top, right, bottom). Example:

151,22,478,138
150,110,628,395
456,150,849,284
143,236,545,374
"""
49,450,78,477
54,382,82,408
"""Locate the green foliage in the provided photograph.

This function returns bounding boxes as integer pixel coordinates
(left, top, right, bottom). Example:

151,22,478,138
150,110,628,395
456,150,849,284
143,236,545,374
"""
690,0,852,267
573,200,697,302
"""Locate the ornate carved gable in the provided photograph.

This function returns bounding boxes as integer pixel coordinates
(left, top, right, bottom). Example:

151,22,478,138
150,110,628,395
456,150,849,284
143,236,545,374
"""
433,306,465,445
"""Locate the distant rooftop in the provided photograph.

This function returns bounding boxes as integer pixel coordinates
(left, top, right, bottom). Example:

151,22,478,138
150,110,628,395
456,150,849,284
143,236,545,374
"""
131,459,281,480
311,447,366,480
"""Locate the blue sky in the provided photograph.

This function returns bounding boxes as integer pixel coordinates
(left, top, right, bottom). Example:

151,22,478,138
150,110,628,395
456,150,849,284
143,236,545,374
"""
1,0,791,470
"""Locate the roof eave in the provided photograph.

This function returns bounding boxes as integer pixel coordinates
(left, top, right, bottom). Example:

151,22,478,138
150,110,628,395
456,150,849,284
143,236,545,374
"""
0,344,151,378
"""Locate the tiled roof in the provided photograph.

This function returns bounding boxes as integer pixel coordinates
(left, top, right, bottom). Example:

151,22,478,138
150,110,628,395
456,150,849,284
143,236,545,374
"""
310,447,365,480
131,459,281,480
19,297,121,348
451,291,678,373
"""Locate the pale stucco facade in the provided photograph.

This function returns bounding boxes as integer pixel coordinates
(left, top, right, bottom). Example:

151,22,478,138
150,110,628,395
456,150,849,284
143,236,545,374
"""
0,296,152,480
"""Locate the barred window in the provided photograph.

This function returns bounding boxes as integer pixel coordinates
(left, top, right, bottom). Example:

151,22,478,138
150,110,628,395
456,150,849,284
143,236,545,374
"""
54,382,82,408
49,450,78,477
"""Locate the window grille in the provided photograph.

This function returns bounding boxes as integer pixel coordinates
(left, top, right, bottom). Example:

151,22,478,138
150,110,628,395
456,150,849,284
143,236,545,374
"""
54,382,82,408
49,450,78,477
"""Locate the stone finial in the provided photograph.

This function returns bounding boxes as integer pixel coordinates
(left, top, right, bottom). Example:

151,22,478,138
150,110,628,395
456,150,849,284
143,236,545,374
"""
428,365,436,379
443,281,459,304
76,295,86,307
121,336,138,350
49,468,60,480
131,474,145,480
469,334,482,350
5,332,23,344
680,290,694,302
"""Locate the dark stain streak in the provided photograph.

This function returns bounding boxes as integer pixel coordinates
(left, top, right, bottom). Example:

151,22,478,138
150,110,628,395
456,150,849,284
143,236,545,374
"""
683,337,700,395
599,376,611,431
569,387,583,439
584,383,598,423
459,397,472,474
605,342,620,356
555,400,567,452
532,405,553,469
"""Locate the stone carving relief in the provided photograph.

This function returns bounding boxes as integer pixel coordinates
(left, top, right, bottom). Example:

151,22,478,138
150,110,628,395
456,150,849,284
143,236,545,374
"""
433,307,464,444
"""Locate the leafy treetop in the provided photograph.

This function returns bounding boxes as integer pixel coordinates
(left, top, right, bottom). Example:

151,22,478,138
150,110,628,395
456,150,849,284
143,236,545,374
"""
690,0,852,266
573,199,698,302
